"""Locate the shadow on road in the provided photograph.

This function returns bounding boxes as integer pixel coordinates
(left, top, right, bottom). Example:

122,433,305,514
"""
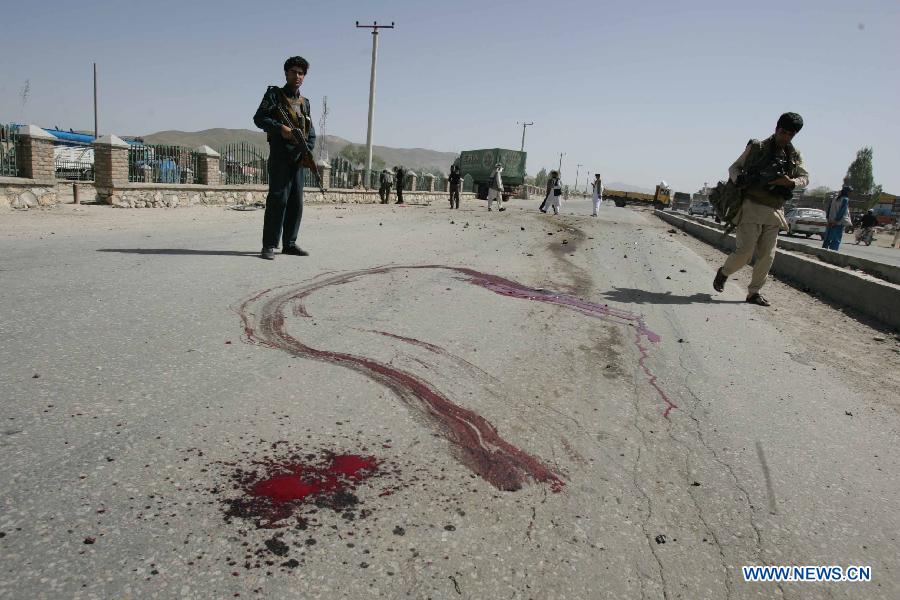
97,249,259,257
599,287,744,305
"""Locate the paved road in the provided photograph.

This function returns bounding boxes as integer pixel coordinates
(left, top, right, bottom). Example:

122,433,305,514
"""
1,201,898,599
776,230,900,265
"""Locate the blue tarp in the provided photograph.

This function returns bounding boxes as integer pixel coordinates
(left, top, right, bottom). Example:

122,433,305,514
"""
45,129,95,144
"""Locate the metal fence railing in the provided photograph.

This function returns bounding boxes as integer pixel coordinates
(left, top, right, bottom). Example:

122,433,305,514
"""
54,144,94,181
329,156,355,189
128,144,200,183
217,142,267,185
1,124,19,177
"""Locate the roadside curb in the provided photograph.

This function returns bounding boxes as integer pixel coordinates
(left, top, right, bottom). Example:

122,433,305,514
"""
655,210,900,331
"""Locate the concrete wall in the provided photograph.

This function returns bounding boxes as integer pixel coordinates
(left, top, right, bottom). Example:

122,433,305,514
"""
656,210,900,331
0,177,474,210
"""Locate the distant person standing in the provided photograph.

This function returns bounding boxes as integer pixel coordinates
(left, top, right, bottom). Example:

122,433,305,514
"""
822,185,852,250
893,222,900,248
591,174,603,216
378,168,393,204
539,170,562,215
448,164,462,209
712,112,808,306
487,163,506,212
394,166,406,204
253,55,317,260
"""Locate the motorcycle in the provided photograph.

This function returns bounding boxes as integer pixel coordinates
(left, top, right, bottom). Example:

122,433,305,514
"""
855,226,875,246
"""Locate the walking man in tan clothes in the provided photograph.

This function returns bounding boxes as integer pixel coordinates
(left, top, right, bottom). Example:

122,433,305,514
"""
713,112,809,306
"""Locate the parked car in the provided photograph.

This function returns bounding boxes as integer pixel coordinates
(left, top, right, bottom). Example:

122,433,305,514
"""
688,201,715,217
784,208,827,238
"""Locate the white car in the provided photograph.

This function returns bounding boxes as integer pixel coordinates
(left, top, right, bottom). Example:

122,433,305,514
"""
785,208,827,238
689,202,715,217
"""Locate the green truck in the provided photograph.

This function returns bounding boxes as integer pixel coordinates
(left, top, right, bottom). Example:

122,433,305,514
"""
458,148,527,200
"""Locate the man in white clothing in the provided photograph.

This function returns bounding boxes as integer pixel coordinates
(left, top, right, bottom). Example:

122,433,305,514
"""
487,163,505,212
591,174,603,216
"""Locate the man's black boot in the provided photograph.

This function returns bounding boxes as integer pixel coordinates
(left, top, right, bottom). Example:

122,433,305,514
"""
282,245,309,256
713,268,727,292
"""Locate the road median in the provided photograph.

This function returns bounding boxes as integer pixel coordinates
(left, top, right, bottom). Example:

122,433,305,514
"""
655,210,900,330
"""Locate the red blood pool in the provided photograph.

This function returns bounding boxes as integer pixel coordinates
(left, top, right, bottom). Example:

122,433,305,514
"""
251,474,321,503
225,453,380,528
250,455,377,503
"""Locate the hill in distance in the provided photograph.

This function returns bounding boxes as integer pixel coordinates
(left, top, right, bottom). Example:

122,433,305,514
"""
141,128,460,175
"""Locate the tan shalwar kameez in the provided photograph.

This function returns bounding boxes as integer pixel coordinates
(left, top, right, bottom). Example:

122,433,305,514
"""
720,141,809,296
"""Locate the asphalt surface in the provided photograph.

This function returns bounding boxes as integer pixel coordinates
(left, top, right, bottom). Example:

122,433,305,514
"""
1,199,898,599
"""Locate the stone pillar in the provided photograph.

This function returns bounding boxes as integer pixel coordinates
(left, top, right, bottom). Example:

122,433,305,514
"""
92,134,130,190
15,125,56,181
445,180,450,192
318,161,332,189
423,174,435,192
195,145,220,185
407,172,417,192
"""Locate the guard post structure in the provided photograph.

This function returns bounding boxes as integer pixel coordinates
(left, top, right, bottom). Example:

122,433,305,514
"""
92,134,130,191
195,145,220,186
16,125,56,181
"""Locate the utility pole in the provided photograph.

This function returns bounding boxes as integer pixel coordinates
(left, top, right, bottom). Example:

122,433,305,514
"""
575,163,583,193
558,152,566,175
516,121,533,152
93,63,98,138
317,96,329,162
356,21,395,185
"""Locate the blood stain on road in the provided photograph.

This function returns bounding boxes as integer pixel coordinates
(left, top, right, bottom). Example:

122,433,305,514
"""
222,451,383,529
237,266,675,491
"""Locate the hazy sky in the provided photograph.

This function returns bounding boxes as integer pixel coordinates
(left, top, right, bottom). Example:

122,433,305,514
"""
2,0,898,193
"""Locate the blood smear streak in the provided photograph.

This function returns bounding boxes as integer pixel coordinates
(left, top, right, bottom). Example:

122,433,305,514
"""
238,266,674,491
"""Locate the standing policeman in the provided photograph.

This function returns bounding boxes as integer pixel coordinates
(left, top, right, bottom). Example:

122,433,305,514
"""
394,166,406,204
253,56,317,260
448,163,461,209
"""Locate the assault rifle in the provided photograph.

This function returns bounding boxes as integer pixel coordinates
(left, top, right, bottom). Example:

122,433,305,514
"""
275,104,326,198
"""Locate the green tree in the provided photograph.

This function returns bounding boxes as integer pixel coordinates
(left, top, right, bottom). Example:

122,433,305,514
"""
845,147,875,195
338,144,385,170
534,167,549,187
869,184,884,209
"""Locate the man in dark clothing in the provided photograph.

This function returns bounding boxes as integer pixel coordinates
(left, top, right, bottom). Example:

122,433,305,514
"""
860,209,877,229
394,166,406,204
379,169,393,204
448,164,461,209
253,56,317,260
